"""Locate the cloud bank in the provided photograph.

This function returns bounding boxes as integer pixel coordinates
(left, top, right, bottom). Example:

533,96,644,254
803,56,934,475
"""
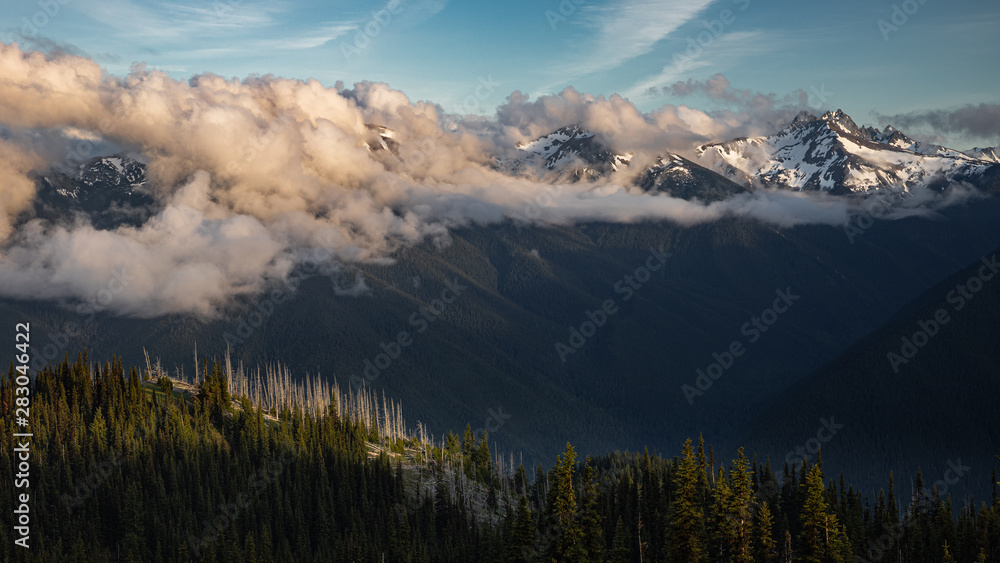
0,43,966,318
875,103,1000,144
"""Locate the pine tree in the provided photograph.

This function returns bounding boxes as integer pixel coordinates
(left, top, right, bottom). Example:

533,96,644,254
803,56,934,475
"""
798,465,851,562
581,461,604,562
475,430,491,470
666,439,707,562
611,517,630,563
462,424,475,459
755,499,777,562
546,443,585,561
711,467,734,558
445,431,460,461
508,496,537,562
729,448,754,562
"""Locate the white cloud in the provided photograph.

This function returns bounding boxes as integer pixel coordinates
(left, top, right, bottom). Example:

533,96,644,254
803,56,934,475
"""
0,43,968,319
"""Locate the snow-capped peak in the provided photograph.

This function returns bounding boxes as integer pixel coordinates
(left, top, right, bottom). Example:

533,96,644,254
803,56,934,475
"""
963,147,1000,163
820,109,860,135
498,125,632,180
363,124,399,154
791,111,818,125
695,110,996,194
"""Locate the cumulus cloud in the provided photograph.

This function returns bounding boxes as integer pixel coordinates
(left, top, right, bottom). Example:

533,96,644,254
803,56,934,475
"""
0,43,975,318
0,140,41,243
654,73,816,141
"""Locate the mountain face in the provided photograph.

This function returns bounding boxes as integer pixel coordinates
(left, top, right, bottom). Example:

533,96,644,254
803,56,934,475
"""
635,153,750,201
744,243,1000,500
33,155,155,229
363,123,399,155
496,114,997,201
9,115,1000,493
696,110,997,194
495,125,749,201
964,146,1000,163
495,125,633,181
8,195,1000,476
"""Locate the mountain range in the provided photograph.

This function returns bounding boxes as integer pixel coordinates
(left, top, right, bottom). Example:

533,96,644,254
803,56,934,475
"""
696,110,998,194
6,109,1000,500
32,110,1000,227
490,110,999,198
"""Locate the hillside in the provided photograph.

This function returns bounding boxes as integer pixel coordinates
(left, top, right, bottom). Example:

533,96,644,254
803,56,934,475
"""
5,196,1000,468
744,243,1000,501
2,355,998,561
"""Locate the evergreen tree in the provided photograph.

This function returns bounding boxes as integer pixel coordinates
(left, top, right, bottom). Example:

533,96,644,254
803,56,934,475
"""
508,496,537,562
666,439,707,562
611,517,630,563
6,355,1000,562
729,448,754,561
798,465,851,562
475,429,491,469
581,461,604,562
755,498,777,562
462,424,476,459
546,442,586,561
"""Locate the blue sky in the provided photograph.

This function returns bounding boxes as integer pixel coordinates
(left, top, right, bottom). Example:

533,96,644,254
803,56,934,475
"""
3,0,999,145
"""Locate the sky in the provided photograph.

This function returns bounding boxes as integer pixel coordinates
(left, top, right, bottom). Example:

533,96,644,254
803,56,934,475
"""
2,0,999,148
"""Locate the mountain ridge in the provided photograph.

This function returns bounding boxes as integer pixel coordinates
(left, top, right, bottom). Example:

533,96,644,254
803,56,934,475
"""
696,109,997,194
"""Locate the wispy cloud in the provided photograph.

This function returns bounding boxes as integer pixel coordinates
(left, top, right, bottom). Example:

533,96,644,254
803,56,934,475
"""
623,30,774,101
261,23,357,51
75,0,280,42
546,0,718,87
396,0,449,27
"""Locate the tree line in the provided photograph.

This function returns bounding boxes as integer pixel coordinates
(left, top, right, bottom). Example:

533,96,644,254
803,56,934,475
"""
1,354,997,561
